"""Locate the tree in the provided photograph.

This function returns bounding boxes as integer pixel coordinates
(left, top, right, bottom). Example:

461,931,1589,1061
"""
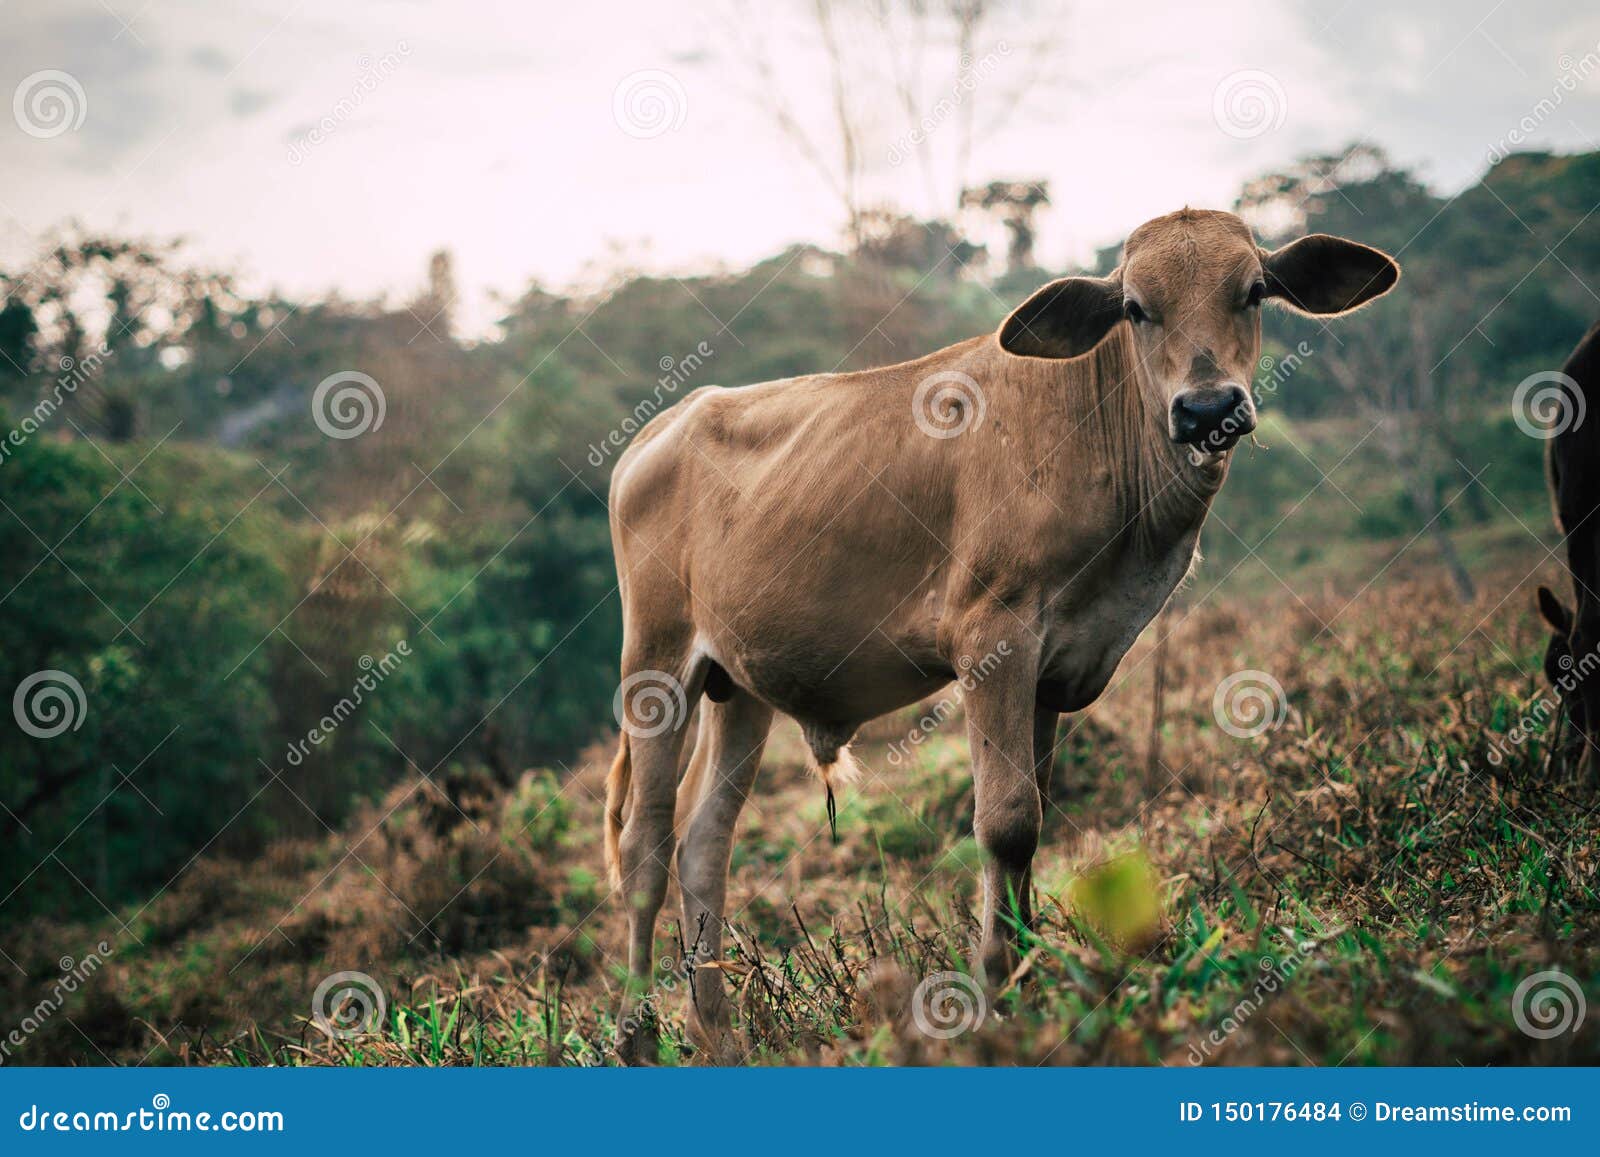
854,209,984,273
1237,144,1478,600
1317,293,1478,602
961,178,1049,273
721,0,1062,246
0,432,290,914
411,249,458,340
0,232,247,440
0,300,38,385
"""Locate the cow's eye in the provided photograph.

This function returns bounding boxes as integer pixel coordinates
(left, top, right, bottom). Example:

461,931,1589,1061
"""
1124,298,1150,325
1245,280,1267,308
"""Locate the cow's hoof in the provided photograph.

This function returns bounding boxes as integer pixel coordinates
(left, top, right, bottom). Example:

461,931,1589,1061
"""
978,939,1018,993
615,1015,661,1066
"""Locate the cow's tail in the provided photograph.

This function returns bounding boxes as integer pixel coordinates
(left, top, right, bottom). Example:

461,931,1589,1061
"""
603,734,632,891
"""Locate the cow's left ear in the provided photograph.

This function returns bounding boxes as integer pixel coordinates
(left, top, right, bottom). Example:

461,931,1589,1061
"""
1262,234,1400,315
998,275,1124,359
1538,585,1574,635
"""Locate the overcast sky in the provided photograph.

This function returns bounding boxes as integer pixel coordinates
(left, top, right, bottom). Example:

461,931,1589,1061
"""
2,0,1598,332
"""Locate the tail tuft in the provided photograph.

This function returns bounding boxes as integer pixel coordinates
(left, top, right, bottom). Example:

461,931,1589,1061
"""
811,745,861,844
603,735,632,891
811,743,863,793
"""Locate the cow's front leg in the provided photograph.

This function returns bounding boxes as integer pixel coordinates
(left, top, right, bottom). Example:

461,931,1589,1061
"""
959,628,1043,988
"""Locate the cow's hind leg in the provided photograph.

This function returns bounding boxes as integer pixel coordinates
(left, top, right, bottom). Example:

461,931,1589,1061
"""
676,688,773,1063
1017,705,1059,929
613,648,701,1064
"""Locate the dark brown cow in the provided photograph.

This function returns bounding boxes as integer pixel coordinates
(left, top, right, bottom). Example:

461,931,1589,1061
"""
1537,319,1600,782
603,208,1400,1061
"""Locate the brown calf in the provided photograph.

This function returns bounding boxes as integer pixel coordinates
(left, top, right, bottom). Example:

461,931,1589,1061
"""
604,208,1399,1061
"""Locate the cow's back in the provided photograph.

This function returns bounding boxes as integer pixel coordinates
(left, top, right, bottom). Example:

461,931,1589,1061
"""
1550,323,1600,585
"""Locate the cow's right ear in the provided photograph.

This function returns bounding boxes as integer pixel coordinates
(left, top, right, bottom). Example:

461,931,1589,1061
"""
1262,234,1399,315
998,276,1123,359
1538,585,1573,635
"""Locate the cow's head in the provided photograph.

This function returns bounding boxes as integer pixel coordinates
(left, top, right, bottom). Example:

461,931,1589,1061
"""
1537,584,1600,781
997,208,1400,457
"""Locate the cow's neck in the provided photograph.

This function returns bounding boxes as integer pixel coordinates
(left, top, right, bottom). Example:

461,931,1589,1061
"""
1065,333,1226,555
1126,418,1224,556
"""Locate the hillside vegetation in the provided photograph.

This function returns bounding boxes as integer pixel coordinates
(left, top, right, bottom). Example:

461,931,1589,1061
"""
2,145,1598,1065
4,554,1596,1065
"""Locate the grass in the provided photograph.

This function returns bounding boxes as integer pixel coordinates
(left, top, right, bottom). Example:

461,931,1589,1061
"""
3,540,1597,1066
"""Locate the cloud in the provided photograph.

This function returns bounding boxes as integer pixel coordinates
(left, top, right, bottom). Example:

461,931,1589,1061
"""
229,87,277,118
189,44,232,74
5,0,1599,336
0,8,166,163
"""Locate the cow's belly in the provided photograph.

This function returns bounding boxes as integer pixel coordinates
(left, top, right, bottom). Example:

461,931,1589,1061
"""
692,527,956,726
735,644,953,727
694,574,957,730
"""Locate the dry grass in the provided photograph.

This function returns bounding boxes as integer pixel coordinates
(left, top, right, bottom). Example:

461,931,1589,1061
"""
4,560,1598,1067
